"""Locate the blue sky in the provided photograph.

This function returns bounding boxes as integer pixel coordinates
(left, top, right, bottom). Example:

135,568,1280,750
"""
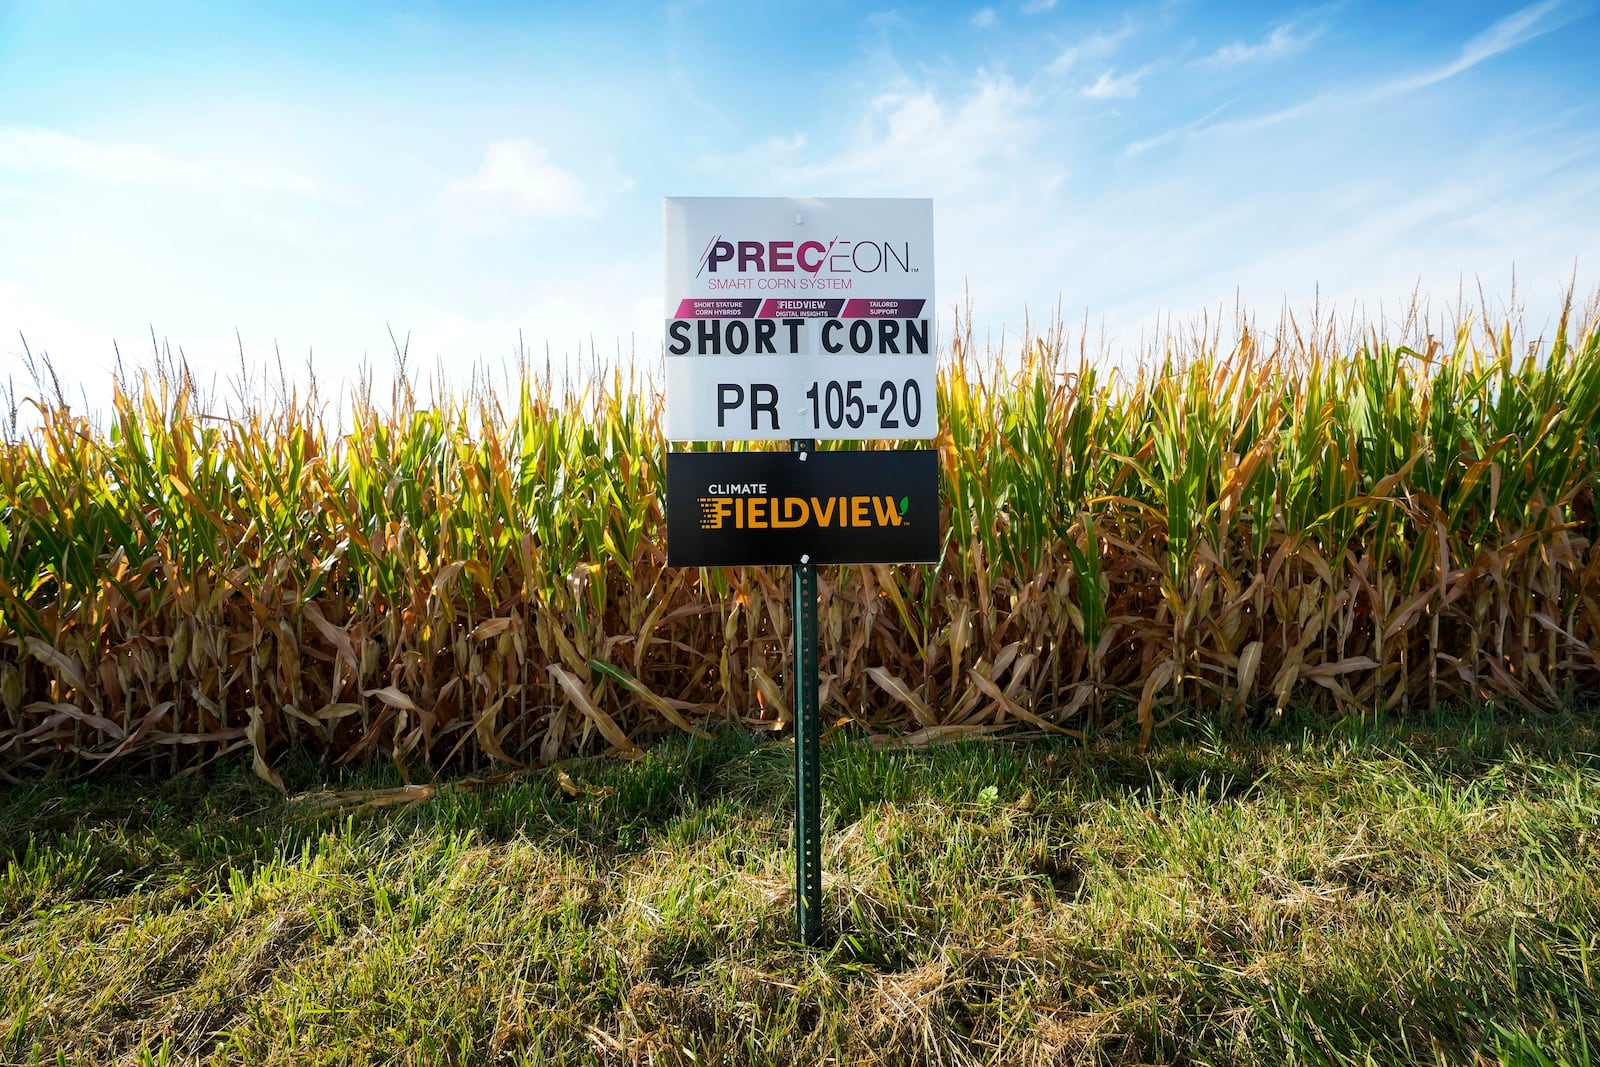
2,0,1598,406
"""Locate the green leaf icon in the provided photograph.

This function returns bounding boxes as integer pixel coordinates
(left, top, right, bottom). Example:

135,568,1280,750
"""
899,496,909,514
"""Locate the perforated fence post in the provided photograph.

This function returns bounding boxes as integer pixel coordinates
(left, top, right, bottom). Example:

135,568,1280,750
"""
791,437,822,946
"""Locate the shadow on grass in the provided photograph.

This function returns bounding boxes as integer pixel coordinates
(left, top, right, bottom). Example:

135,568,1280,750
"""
0,728,797,919
2,701,1596,924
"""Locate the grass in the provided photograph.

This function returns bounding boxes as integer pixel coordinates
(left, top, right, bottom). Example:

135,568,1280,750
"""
3,705,1598,1065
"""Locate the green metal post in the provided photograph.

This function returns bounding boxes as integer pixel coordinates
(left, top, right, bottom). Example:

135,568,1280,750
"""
791,438,822,946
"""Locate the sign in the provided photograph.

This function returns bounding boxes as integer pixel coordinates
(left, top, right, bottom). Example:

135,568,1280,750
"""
664,197,935,441
666,449,940,567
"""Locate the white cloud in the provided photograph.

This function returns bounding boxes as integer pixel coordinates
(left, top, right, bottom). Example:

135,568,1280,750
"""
1083,66,1152,100
1127,94,1328,154
1124,103,1235,156
695,34,1593,361
1049,23,1135,74
0,126,351,202
448,139,592,217
1021,0,1057,13
970,7,997,28
1132,0,1577,154
766,74,1043,200
1198,22,1321,68
1380,0,1574,96
764,132,808,155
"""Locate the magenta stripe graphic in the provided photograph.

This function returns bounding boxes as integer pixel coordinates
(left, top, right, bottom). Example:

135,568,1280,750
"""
672,297,926,319
841,298,925,318
674,298,763,318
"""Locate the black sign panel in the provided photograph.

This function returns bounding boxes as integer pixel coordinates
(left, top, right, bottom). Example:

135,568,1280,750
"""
667,449,940,566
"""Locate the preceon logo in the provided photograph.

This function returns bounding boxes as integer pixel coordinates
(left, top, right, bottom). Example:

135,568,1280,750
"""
696,237,915,278
698,494,910,530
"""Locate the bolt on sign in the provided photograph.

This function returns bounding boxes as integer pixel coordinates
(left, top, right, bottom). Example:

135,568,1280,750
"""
666,449,939,567
663,197,936,442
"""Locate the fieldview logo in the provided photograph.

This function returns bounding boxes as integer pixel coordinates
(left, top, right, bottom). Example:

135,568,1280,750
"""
665,448,938,567
698,494,910,531
696,237,916,278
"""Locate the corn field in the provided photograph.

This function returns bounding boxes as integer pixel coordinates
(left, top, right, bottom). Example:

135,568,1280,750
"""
3,297,1599,786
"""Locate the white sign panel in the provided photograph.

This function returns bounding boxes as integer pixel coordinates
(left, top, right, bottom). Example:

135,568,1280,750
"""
664,197,935,441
